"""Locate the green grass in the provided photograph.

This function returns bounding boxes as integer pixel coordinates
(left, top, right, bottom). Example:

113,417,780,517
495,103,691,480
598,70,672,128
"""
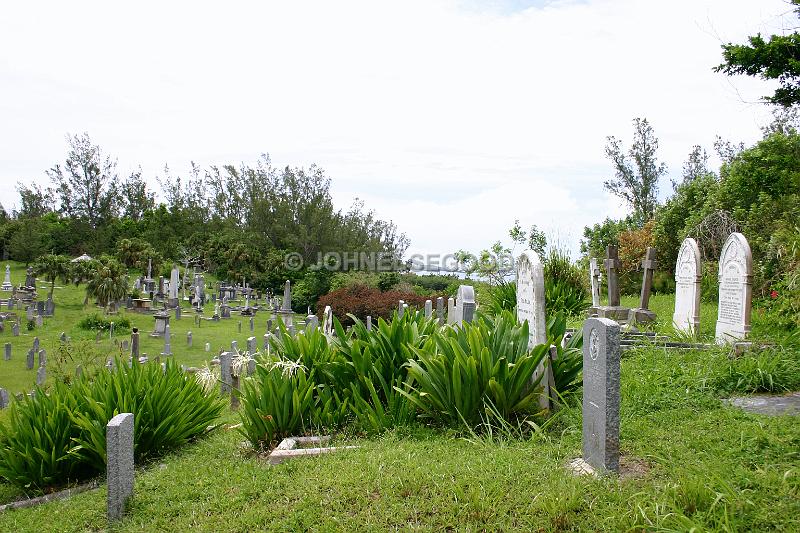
0,261,303,395
1,266,798,531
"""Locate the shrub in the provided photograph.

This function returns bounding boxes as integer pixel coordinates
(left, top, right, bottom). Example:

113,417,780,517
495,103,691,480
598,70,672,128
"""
484,279,517,316
0,360,223,491
400,312,549,428
77,313,131,332
316,285,443,327
543,250,589,317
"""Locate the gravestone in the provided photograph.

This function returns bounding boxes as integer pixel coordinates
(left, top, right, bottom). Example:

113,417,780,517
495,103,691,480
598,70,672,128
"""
150,313,170,337
322,306,334,337
589,258,602,308
587,246,630,321
107,413,134,522
4,343,10,360
424,300,432,319
26,305,33,321
715,232,753,344
187,331,193,347
247,358,256,376
0,388,8,409
306,315,319,331
231,340,238,352
26,349,34,370
629,247,658,323
45,297,55,317
436,297,444,325
205,342,210,352
247,336,256,354
36,300,45,316
455,285,476,325
162,325,172,356
59,331,67,342
1,264,11,291
36,366,46,386
397,300,405,319
263,333,270,350
131,329,140,358
33,337,40,353
219,352,233,394
175,306,181,320
238,321,242,333
516,250,549,409
169,265,180,308
109,322,115,339
12,322,18,336
38,349,46,367
35,314,43,327
249,317,254,332
366,315,372,331
673,238,702,334
447,297,456,325
582,317,621,474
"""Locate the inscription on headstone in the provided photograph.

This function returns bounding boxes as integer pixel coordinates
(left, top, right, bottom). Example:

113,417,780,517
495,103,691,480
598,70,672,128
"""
715,233,753,344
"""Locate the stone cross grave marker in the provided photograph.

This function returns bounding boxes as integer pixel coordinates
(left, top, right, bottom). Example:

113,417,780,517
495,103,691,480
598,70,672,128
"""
516,251,549,409
582,317,621,474
455,285,476,325
589,258,602,307
107,413,134,522
603,245,621,307
673,238,702,334
715,232,753,344
638,247,657,310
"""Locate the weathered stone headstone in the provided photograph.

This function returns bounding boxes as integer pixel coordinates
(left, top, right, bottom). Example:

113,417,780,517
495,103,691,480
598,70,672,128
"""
109,321,115,339
715,232,753,344
248,316,253,332
12,322,18,337
447,297,456,324
397,300,405,319
582,317,621,474
247,358,256,376
366,315,372,331
35,314,43,327
305,315,319,331
424,299,432,319
436,297,444,325
26,305,34,321
589,258,602,308
455,285,476,325
4,343,10,360
26,349,34,370
36,300,45,316
0,388,8,409
219,352,232,394
673,238,702,334
107,413,134,522
131,329,140,358
231,340,238,353
322,306,333,337
175,306,181,320
516,250,549,408
162,325,172,356
32,336,40,353
36,365,46,386
205,342,210,352
150,313,170,337
247,336,256,354
38,349,46,367
187,331,193,347
45,297,55,317
169,265,180,308
59,331,67,342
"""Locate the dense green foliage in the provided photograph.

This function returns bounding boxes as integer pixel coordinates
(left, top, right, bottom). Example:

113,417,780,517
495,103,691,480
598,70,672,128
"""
76,313,131,332
0,360,223,491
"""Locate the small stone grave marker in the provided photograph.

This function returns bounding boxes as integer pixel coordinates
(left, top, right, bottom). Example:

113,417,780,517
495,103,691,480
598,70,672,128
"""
107,413,134,522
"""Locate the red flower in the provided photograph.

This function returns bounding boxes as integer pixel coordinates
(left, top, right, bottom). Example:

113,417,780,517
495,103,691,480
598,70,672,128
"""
770,290,778,299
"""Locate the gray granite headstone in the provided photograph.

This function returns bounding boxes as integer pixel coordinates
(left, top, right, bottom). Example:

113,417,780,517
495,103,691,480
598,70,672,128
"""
38,349,46,367
131,330,140,358
0,388,8,409
247,358,256,376
582,317,620,474
35,315,43,327
447,297,456,324
589,258,601,308
397,300,404,319
231,340,238,353
366,315,372,331
107,412,134,522
219,351,232,394
32,336,39,353
424,299,432,319
36,365,46,386
175,306,181,320
163,325,172,356
187,331,192,347
26,348,34,370
4,343,10,360
247,336,256,354
455,285,476,324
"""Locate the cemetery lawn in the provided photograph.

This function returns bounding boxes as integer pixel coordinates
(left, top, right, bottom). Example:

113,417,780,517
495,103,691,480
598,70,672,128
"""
1,342,799,531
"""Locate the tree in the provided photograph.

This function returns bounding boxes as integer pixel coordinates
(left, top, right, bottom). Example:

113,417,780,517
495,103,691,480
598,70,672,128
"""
120,170,155,221
15,183,51,218
509,219,547,259
674,145,714,190
32,254,71,298
604,118,667,224
715,1,800,107
85,257,128,311
46,133,120,228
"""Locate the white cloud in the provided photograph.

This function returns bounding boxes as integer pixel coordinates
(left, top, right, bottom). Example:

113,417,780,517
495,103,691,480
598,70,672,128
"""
0,0,790,257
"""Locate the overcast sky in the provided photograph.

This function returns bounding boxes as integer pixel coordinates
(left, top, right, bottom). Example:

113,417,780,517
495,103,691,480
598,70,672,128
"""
0,0,792,259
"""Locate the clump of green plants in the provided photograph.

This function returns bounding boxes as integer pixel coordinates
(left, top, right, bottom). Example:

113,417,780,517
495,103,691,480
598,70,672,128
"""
712,348,800,394
543,249,589,316
0,359,223,492
77,313,131,332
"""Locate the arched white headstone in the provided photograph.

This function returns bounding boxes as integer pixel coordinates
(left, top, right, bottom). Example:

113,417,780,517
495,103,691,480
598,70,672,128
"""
455,285,475,324
672,238,702,334
516,250,546,348
715,232,752,344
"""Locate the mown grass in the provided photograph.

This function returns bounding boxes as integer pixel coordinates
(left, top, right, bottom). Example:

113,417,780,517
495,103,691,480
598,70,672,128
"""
0,342,798,531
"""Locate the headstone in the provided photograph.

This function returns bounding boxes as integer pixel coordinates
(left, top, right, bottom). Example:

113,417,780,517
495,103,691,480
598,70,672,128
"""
322,306,333,337
604,245,621,307
263,333,270,350
4,343,10,360
109,322,115,339
150,313,170,337
715,232,753,344
106,413,134,522
281,280,292,311
582,317,621,474
231,340,238,352
267,319,273,333
238,321,242,333
32,336,39,353
162,325,172,355
247,358,256,376
220,352,232,394
26,305,33,321
0,388,8,409
36,365,46,386
436,297,444,325
447,297,456,324
45,297,55,317
589,258,602,307
131,329,140,358
366,315,372,331
169,265,180,307
187,331,193,347
35,314,43,327
673,238,702,334
59,331,67,342
397,300,405,319
36,300,45,316
175,306,181,320
1,264,12,291
455,285,476,325
424,299,432,319
249,316,254,332
306,315,319,331
516,250,549,409
38,349,46,367
630,247,658,323
205,342,210,352
122,339,128,351
7,298,13,310
247,336,256,354
12,322,19,336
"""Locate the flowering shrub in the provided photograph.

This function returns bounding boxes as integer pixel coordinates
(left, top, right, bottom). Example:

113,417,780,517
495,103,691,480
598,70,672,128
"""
316,284,444,326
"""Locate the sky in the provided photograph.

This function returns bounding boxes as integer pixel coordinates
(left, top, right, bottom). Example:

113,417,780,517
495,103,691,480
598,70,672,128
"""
0,0,793,260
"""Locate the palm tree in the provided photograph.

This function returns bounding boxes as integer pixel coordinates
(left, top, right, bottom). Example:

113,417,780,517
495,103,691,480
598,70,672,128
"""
85,257,128,312
32,254,71,298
